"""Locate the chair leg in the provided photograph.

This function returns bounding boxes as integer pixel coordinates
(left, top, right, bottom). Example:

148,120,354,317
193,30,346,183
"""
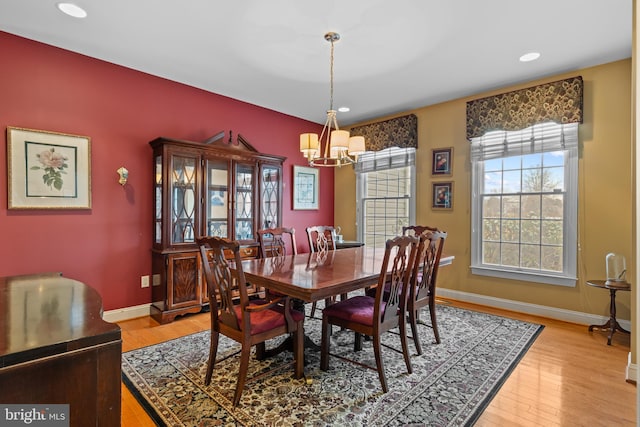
255,342,266,360
398,312,413,374
320,316,331,371
408,308,423,355
429,297,441,344
354,332,363,352
310,301,318,318
233,343,252,407
372,333,388,393
205,330,220,385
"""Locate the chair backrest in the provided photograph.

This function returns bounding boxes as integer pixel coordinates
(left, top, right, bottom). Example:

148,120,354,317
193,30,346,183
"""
306,226,337,253
402,224,439,237
375,235,420,325
197,236,248,332
257,227,297,258
411,230,447,303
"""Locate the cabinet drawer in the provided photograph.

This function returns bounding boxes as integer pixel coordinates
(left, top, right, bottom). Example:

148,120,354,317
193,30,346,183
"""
222,244,259,260
239,245,259,259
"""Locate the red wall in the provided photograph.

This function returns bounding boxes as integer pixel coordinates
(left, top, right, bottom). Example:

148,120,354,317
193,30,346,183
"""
0,31,334,310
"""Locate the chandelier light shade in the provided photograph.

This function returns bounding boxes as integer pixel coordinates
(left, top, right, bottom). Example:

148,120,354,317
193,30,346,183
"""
300,32,366,167
300,133,319,158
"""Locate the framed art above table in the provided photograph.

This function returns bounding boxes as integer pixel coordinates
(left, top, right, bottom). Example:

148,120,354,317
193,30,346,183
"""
7,126,91,209
292,165,319,210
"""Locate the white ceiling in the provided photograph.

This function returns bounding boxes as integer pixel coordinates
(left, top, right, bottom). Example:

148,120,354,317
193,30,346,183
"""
0,1,632,126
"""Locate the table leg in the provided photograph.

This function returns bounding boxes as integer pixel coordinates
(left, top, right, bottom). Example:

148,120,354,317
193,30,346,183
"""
614,321,630,335
588,289,630,345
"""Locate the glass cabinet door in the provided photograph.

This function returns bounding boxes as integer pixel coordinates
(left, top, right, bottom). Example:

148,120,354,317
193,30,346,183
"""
261,164,281,229
170,155,197,244
235,163,255,240
205,159,230,238
154,155,163,245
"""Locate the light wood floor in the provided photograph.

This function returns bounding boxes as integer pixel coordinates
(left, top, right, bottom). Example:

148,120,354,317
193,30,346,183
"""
118,299,637,426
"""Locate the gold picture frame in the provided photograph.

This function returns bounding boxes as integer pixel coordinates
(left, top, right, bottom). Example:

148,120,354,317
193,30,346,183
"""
293,165,319,210
432,181,453,210
7,126,91,209
432,147,453,176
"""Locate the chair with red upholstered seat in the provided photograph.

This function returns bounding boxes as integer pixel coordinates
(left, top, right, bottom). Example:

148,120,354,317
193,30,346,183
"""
319,235,419,393
368,225,447,352
257,227,297,302
305,225,337,253
406,228,447,353
306,225,340,317
197,236,305,407
257,226,297,259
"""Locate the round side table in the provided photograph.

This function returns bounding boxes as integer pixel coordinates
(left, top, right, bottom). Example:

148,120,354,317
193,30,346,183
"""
586,279,631,345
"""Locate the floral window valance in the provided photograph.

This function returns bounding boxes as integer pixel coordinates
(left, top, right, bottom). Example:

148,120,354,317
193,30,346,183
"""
466,76,583,140
350,114,417,152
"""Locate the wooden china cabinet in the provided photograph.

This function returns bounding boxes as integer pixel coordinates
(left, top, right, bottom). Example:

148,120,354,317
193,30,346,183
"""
149,132,285,324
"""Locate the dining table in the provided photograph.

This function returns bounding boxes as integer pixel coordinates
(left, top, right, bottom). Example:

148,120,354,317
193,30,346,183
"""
241,246,455,304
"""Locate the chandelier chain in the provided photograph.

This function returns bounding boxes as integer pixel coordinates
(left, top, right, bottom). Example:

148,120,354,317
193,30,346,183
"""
329,36,334,112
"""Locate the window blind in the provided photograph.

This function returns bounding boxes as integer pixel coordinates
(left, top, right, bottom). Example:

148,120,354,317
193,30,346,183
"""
470,122,578,161
355,147,416,173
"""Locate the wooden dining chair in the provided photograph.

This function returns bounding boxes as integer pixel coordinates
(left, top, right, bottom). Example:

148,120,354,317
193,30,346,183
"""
407,229,447,353
306,225,339,317
257,226,297,302
319,235,419,393
402,224,439,237
257,226,297,258
196,236,305,407
306,225,337,253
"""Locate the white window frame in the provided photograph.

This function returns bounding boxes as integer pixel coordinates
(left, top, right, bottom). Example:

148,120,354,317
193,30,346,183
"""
470,122,578,287
356,147,416,247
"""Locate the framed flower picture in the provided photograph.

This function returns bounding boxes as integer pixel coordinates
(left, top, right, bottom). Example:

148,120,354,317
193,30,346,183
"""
7,126,91,209
432,182,453,210
432,147,453,176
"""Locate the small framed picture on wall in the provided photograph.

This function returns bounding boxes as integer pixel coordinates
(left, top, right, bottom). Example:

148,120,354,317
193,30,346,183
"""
431,147,453,176
293,165,319,210
432,182,453,210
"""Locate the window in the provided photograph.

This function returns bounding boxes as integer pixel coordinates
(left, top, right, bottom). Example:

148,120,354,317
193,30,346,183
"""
470,122,578,286
356,147,416,248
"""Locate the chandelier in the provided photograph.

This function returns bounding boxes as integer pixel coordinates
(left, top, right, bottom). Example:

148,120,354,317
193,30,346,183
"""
300,32,366,167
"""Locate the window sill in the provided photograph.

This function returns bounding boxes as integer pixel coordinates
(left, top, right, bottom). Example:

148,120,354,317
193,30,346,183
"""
471,265,577,287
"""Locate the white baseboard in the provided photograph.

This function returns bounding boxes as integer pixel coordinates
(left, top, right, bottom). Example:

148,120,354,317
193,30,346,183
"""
626,352,638,383
103,303,151,323
437,288,631,330
103,290,632,337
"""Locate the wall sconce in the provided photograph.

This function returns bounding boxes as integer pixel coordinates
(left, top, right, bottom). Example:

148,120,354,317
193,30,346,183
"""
117,167,129,186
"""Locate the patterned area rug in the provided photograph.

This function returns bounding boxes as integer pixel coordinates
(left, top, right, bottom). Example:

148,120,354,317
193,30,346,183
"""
122,303,543,426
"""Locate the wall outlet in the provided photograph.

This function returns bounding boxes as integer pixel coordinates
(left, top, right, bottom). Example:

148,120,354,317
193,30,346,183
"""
141,275,150,288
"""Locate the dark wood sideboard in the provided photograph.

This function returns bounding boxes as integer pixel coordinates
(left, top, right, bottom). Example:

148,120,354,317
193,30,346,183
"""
0,273,122,426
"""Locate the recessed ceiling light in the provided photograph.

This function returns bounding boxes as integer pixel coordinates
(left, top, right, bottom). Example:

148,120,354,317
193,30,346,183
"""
57,3,87,18
338,106,350,113
519,52,541,62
